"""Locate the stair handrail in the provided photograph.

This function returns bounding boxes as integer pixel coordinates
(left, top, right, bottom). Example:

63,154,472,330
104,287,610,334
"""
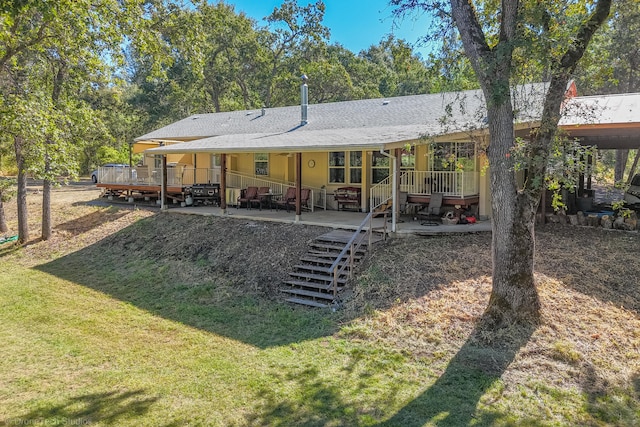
369,176,392,211
326,210,387,298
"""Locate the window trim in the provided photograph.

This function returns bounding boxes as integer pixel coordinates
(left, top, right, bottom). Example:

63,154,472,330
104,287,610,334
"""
254,153,268,176
371,150,390,184
328,151,346,183
349,151,362,184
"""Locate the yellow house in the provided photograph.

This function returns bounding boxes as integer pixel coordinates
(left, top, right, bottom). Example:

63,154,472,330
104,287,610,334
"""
109,81,640,231
132,83,532,220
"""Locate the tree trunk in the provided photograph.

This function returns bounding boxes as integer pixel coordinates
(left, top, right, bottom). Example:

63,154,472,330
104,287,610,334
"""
450,0,539,325
41,61,65,241
486,102,541,325
0,199,7,233
42,177,52,240
626,150,640,184
615,149,629,182
14,136,29,243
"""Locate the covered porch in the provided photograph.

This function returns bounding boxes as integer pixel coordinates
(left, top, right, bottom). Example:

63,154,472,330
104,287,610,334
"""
166,202,492,237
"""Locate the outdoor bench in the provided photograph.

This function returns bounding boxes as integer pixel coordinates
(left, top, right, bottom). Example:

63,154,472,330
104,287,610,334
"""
334,187,361,211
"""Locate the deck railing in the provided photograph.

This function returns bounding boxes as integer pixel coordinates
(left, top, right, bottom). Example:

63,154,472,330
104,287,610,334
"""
97,167,327,210
400,171,479,196
97,166,218,187
369,170,479,212
226,171,327,211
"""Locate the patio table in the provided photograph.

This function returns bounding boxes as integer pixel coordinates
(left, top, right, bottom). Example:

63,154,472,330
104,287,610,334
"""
257,192,281,210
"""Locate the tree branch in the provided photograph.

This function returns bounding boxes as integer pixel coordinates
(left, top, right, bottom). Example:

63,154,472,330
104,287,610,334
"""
559,0,613,71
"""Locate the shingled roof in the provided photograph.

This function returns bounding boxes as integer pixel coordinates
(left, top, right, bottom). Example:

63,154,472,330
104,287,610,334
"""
140,83,549,154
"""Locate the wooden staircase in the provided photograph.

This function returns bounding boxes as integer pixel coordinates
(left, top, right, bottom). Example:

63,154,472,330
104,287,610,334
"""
374,199,393,213
282,229,377,308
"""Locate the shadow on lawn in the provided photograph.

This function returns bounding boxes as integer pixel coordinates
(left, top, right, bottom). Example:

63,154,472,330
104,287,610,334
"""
1,390,180,427
36,216,343,349
535,226,640,316
247,317,539,427
580,366,640,426
56,207,130,236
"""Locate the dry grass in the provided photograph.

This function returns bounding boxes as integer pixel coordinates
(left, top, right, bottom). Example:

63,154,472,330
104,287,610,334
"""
343,226,640,423
2,184,639,425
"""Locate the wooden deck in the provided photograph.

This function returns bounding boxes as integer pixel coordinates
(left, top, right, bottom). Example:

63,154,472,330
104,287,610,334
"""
96,183,186,202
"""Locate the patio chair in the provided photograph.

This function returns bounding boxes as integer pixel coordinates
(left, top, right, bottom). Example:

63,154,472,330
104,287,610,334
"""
299,188,311,211
237,186,259,209
417,193,443,226
275,187,297,212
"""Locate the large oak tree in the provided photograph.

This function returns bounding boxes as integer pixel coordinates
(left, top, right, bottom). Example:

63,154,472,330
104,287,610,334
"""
392,0,612,326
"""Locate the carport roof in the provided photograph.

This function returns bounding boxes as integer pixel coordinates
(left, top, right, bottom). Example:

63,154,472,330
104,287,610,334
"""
560,92,640,149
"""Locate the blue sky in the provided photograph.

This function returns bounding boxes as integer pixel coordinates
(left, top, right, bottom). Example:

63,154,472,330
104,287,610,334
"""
224,0,434,58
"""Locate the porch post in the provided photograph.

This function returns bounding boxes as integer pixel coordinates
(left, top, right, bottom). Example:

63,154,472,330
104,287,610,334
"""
395,148,402,219
392,153,397,232
161,154,167,211
220,153,227,214
379,149,397,233
128,141,133,185
295,152,302,222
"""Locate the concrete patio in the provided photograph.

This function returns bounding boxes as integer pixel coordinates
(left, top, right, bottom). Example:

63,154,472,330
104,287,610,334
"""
166,204,492,237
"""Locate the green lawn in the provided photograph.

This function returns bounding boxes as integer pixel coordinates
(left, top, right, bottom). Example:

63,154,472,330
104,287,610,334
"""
0,256,423,426
0,205,638,426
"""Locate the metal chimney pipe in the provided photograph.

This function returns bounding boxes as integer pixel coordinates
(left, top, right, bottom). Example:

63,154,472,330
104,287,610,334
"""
300,74,308,125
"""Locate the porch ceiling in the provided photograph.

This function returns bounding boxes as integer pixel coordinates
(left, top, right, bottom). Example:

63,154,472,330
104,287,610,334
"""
564,131,640,149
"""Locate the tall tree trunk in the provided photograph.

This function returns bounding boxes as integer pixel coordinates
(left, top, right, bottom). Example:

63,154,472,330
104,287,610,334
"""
42,172,52,240
41,61,65,241
14,136,29,243
41,142,54,240
485,101,541,324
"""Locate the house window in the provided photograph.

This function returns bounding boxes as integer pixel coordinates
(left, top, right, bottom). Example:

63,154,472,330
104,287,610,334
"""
254,153,268,176
429,142,476,171
349,151,362,184
401,146,415,171
329,151,345,183
371,151,390,184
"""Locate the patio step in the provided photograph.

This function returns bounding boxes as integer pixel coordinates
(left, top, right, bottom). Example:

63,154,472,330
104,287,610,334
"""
293,264,350,274
375,200,393,213
306,250,363,261
298,256,352,267
282,229,384,308
288,272,347,284
283,280,342,292
309,242,367,254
